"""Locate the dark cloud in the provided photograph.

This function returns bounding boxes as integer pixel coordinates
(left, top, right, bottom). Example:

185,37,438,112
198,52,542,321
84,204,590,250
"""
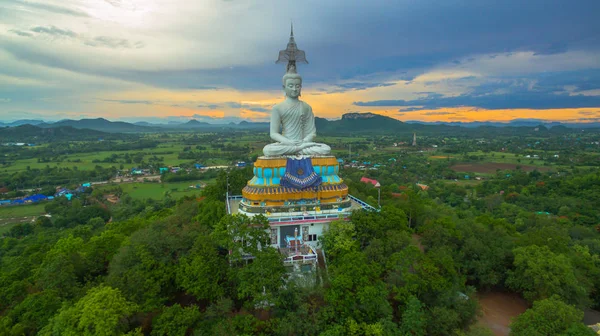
247,107,269,112
397,107,424,112
533,43,569,56
322,82,396,93
84,36,145,49
356,69,600,110
422,111,456,116
30,26,78,38
225,102,242,108
10,0,90,17
103,99,154,105
2,0,599,95
354,91,600,110
197,104,220,109
533,69,600,93
10,26,144,50
9,29,33,37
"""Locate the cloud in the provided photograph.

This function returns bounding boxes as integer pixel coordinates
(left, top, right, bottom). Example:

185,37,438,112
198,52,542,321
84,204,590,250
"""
578,110,600,116
354,92,600,110
240,109,270,120
8,30,33,37
319,82,396,93
225,102,242,108
397,107,425,112
30,26,78,39
355,69,600,110
84,36,145,49
0,98,11,103
533,43,569,56
8,0,90,17
10,26,145,50
197,104,220,109
102,99,154,105
247,107,269,112
422,111,456,116
2,0,600,121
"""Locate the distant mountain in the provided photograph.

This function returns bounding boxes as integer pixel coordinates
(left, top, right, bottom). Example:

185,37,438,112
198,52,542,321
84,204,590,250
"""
315,112,413,134
177,119,212,128
40,118,155,133
0,119,46,127
0,124,112,142
133,121,155,126
4,115,599,135
405,119,600,129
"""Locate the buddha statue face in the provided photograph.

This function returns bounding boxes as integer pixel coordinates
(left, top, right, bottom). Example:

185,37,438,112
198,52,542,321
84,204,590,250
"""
283,75,302,99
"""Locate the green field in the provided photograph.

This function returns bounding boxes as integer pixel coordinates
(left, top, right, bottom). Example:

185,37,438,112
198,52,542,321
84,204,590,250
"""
0,203,47,235
97,179,215,200
465,151,549,166
2,142,231,174
0,203,47,219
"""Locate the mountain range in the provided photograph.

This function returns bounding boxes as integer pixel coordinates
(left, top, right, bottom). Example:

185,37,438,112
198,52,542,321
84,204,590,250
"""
1,114,599,136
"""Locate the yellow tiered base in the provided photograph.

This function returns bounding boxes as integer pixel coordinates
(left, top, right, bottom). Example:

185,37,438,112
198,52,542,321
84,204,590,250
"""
241,156,348,208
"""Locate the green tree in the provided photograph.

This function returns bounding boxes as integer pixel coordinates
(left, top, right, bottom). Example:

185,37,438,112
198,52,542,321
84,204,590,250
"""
506,245,588,306
399,296,427,336
211,214,270,262
0,290,62,335
510,296,592,336
151,304,201,336
320,220,358,260
176,235,228,301
35,235,85,298
237,248,286,307
40,286,138,336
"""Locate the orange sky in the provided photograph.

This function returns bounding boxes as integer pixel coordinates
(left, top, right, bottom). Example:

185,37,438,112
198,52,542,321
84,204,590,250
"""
89,84,600,123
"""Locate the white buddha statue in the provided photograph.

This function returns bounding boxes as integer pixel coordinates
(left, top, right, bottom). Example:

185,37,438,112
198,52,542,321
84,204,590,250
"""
263,72,331,157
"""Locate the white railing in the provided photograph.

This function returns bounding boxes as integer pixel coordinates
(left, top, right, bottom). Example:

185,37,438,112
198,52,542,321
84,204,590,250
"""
225,192,231,214
349,195,379,212
283,254,318,264
268,213,346,223
226,194,379,217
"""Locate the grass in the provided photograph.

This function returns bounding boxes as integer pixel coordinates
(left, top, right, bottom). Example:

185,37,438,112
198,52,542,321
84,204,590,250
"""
0,203,47,234
97,179,215,200
1,142,231,174
465,151,548,166
0,203,47,219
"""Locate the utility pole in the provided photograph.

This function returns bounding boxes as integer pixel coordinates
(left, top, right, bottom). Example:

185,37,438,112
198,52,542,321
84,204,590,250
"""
375,181,381,208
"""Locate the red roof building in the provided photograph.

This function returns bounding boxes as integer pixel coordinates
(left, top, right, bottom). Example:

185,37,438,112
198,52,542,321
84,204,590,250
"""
360,177,380,186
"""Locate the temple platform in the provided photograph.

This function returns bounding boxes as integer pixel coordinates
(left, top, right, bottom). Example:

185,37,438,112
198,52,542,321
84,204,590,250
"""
227,194,375,225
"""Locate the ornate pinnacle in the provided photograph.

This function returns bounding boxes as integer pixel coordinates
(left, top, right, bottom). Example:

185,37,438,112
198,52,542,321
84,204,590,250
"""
276,23,308,74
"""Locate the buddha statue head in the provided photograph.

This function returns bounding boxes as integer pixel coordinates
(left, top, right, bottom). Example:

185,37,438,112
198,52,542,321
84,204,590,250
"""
282,72,302,99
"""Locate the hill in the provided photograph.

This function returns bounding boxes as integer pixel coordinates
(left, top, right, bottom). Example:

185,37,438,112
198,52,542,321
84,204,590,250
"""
176,119,212,129
315,112,418,134
41,118,156,133
0,125,118,142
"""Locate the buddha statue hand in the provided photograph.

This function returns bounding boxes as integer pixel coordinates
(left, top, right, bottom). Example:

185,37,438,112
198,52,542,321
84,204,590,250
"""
297,142,318,150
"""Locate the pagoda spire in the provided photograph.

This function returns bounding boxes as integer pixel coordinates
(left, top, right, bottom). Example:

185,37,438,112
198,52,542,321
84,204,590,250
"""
276,23,308,74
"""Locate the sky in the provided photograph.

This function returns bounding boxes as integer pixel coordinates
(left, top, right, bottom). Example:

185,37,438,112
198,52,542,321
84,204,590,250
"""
1,0,599,124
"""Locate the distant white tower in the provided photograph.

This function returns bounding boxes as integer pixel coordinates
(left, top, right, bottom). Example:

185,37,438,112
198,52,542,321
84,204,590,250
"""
412,132,417,146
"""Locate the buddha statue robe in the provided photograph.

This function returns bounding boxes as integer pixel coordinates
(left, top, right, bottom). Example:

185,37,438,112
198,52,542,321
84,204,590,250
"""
263,99,331,156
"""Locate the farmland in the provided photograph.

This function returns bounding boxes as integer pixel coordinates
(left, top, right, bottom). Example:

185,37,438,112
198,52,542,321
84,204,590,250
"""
450,162,551,174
